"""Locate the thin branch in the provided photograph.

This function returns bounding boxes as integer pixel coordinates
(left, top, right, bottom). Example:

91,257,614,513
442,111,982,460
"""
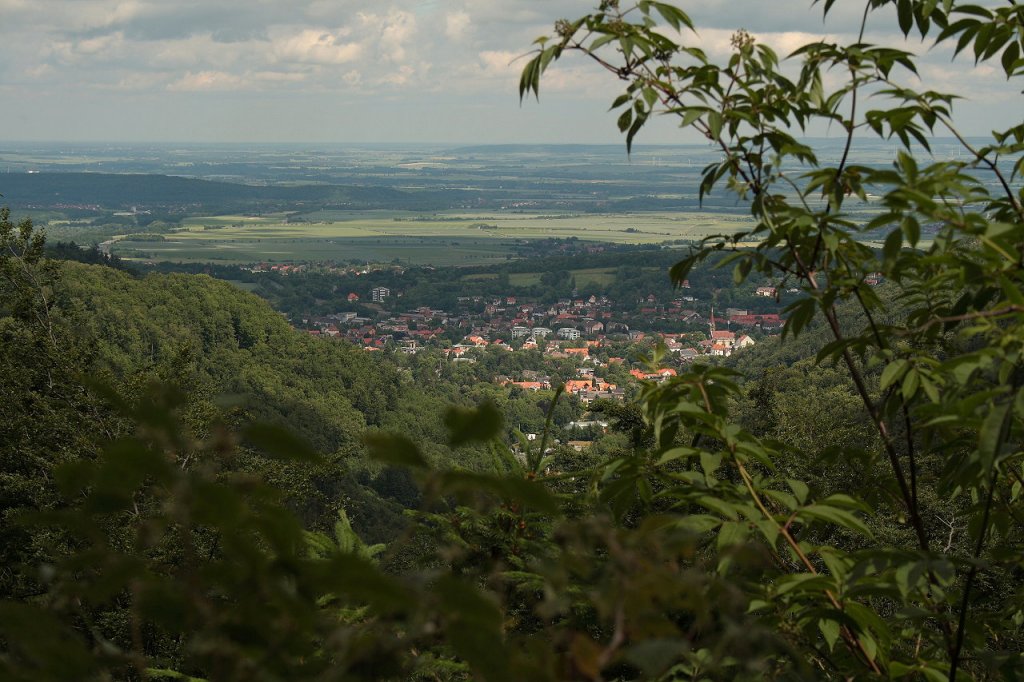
789,245,931,552
949,471,999,682
901,304,1024,335
938,115,1024,223
735,460,882,675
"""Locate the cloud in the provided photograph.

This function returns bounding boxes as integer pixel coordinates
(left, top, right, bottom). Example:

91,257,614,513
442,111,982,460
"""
167,70,245,91
446,11,471,41
273,29,361,65
357,9,417,63
0,0,1015,141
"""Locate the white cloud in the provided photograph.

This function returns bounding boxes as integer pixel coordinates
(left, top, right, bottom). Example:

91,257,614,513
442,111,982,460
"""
356,9,417,63
273,29,361,65
167,70,245,91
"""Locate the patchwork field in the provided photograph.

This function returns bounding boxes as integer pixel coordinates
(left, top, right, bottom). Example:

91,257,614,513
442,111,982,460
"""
464,266,652,288
110,210,755,265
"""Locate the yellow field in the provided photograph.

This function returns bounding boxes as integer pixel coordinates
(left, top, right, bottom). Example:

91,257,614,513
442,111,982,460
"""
173,211,753,243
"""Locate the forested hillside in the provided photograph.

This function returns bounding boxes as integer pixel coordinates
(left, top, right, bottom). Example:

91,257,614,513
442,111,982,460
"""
2,247,478,562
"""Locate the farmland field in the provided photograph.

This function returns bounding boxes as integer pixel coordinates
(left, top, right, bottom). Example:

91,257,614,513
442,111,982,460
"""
109,210,754,265
464,266,650,288
4,140,944,267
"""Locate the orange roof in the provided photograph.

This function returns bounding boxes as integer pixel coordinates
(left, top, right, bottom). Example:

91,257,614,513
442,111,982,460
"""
510,381,542,390
565,347,590,356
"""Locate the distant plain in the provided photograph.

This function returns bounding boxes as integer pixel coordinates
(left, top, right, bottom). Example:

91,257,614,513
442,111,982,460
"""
109,210,754,265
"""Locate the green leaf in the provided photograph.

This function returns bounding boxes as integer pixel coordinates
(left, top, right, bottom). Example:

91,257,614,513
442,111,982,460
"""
978,401,1011,470
788,479,810,505
799,504,873,538
818,618,841,652
651,2,694,32
700,451,722,477
696,495,739,520
674,514,723,533
617,107,633,133
440,471,558,513
445,401,503,447
364,432,428,468
707,111,723,139
717,520,749,550
880,359,908,391
609,93,631,110
897,0,914,35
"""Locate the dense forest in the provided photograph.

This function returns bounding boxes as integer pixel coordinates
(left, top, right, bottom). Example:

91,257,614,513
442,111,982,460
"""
3,1,1024,680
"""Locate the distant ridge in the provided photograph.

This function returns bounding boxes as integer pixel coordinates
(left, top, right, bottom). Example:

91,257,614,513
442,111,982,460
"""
0,172,462,212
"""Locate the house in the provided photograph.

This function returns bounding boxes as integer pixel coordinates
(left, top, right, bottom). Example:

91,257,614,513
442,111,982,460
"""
677,348,700,362
565,380,593,394
564,347,589,358
372,286,391,302
532,327,553,338
558,327,581,340
347,292,360,302
736,334,756,349
511,325,531,339
755,286,777,298
711,330,737,347
509,381,543,391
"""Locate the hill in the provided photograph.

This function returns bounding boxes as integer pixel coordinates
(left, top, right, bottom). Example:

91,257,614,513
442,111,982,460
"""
0,172,464,213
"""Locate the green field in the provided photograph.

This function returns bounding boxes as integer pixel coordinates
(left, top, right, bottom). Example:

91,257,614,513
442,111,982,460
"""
462,266,655,286
110,210,753,265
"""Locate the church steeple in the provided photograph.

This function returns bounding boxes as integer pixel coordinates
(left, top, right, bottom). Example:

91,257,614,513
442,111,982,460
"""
709,306,716,335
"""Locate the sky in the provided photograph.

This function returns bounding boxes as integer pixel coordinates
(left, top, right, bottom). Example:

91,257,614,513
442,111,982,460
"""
0,0,1014,144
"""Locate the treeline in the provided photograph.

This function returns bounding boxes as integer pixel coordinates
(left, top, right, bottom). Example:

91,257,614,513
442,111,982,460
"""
149,245,787,323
